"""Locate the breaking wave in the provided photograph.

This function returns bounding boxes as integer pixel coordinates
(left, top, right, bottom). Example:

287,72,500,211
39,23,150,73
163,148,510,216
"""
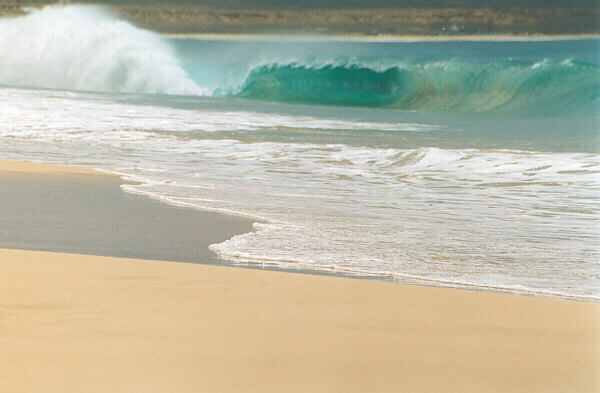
0,5,203,95
1,5,598,115
227,59,600,114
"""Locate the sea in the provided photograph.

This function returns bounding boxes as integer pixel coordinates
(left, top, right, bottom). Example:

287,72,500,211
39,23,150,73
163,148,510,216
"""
1,5,598,300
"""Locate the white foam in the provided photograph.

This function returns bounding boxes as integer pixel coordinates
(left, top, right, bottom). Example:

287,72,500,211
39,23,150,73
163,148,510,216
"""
2,85,599,301
0,88,434,137
0,5,203,95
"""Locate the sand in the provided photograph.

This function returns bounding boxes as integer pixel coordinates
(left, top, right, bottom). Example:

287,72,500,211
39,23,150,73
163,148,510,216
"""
0,160,254,264
164,32,600,42
0,160,599,393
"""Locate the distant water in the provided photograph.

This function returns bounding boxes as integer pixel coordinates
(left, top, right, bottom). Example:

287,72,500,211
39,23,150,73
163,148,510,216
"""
1,5,599,300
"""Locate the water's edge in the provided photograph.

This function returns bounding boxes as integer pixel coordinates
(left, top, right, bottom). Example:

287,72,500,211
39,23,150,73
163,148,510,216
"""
107,166,598,303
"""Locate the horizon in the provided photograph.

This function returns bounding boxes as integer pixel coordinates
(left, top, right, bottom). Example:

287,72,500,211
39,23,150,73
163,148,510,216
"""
9,0,600,8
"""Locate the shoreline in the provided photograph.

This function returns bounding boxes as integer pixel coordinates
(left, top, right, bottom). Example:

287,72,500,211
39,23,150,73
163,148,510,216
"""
1,159,599,392
0,159,255,265
0,159,390,283
164,32,600,42
3,159,597,302
4,4,600,38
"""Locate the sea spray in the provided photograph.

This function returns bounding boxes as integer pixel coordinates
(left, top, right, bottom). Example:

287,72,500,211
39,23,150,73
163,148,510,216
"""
0,5,203,95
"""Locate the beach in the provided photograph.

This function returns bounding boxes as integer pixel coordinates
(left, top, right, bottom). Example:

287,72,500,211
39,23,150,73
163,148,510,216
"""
0,160,599,392
1,4,599,391
0,160,254,264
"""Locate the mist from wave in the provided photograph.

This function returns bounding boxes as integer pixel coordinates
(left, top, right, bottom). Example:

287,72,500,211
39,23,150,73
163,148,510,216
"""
0,5,203,95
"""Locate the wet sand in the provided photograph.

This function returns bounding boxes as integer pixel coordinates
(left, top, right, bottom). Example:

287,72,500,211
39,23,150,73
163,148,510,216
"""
0,160,254,264
0,160,599,393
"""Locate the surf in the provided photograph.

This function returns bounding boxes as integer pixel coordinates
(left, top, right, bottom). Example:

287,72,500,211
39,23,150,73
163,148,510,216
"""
1,5,598,116
218,58,600,114
0,5,203,95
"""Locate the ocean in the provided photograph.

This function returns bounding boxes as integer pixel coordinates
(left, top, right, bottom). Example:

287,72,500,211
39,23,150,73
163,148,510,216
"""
1,5,598,300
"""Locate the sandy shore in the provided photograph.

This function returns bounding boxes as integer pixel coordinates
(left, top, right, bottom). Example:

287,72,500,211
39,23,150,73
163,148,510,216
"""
164,32,600,42
0,160,254,264
1,160,599,393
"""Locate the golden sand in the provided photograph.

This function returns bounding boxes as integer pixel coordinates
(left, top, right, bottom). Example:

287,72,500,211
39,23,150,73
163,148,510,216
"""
0,159,101,176
0,160,598,393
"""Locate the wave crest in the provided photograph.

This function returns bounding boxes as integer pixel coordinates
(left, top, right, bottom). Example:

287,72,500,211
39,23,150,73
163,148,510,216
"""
229,58,599,114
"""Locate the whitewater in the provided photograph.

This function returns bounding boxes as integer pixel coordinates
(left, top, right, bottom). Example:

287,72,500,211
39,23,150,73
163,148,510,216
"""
1,5,599,300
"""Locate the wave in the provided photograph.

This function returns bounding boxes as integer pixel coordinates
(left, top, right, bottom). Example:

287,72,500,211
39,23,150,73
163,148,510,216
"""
1,5,598,115
0,5,203,95
226,58,600,114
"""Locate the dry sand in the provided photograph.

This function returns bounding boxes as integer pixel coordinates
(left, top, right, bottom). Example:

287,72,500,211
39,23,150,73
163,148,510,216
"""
0,160,599,393
164,32,600,42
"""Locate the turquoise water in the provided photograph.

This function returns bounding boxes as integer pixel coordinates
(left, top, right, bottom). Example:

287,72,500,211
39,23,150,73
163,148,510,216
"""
177,38,600,116
1,6,598,299
170,37,600,152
